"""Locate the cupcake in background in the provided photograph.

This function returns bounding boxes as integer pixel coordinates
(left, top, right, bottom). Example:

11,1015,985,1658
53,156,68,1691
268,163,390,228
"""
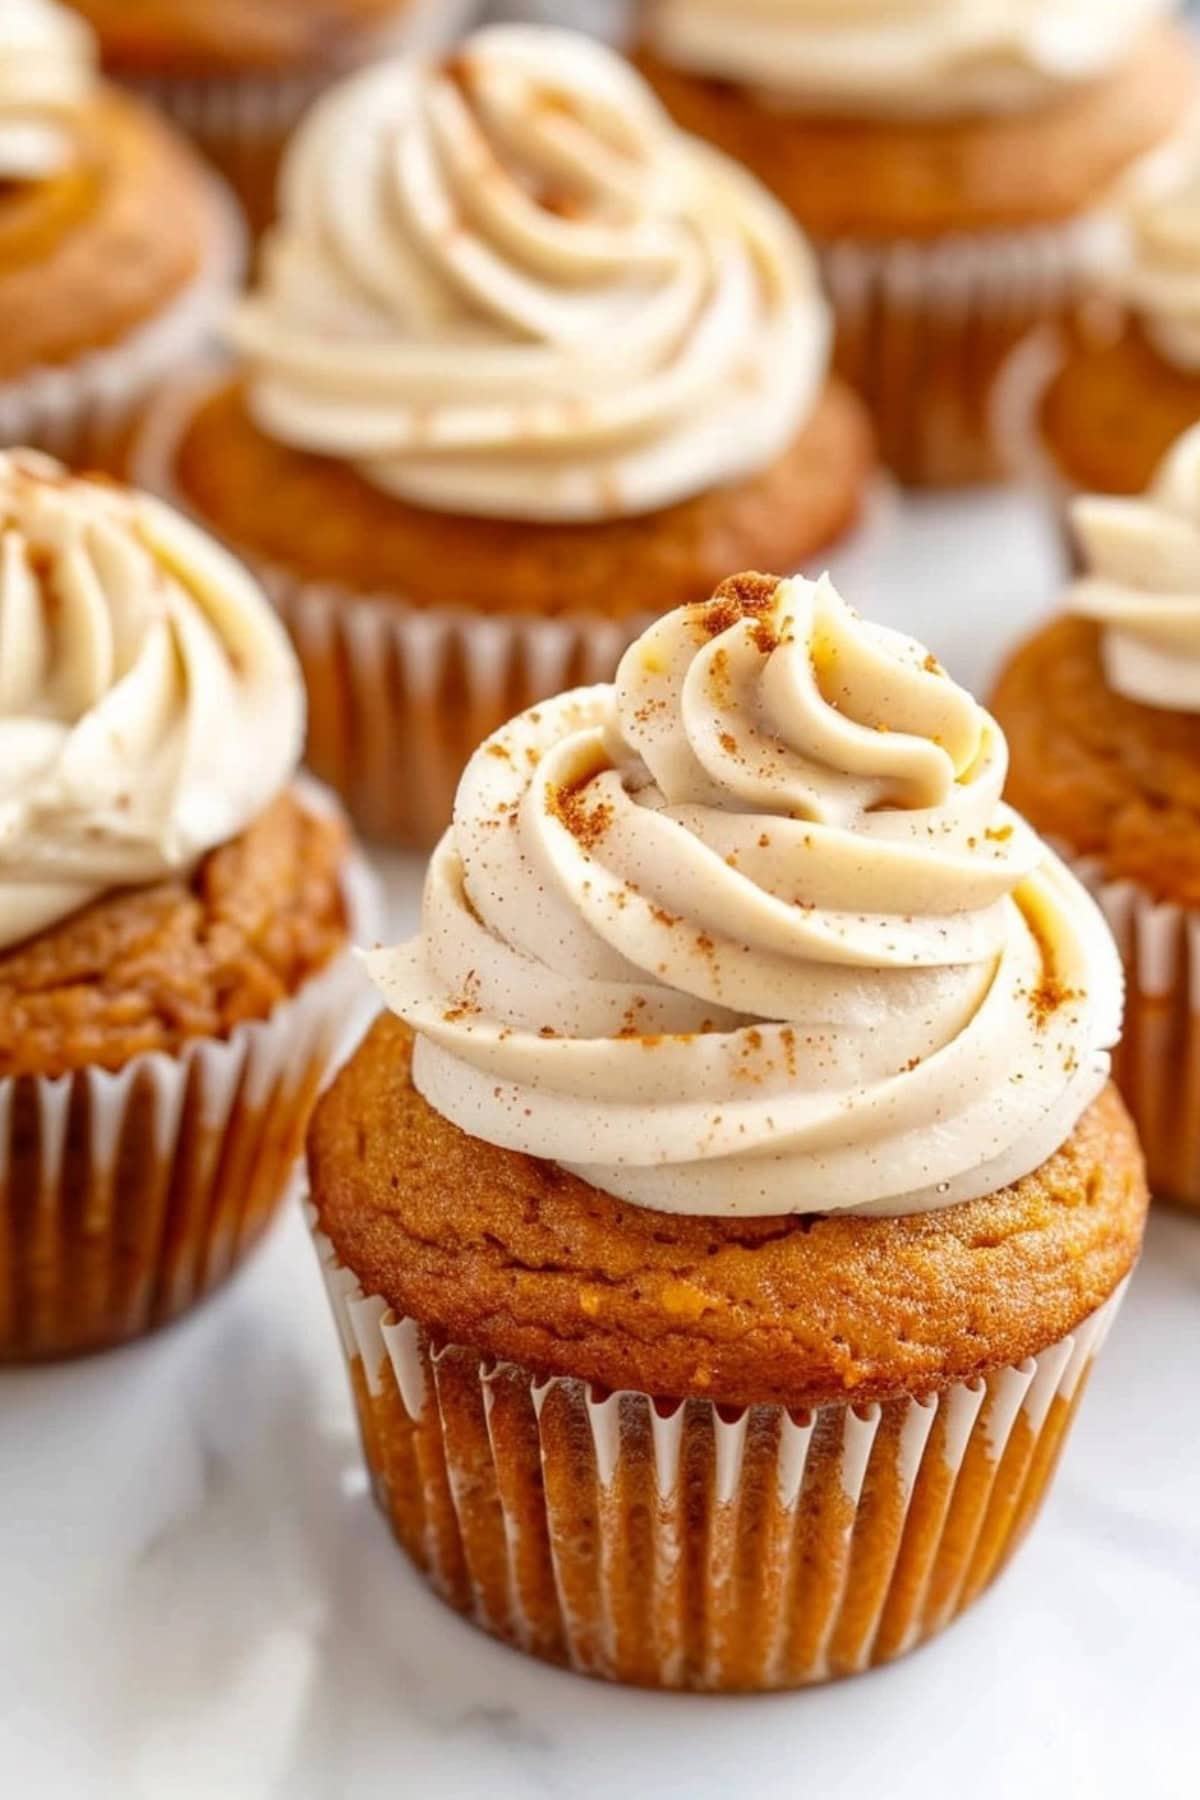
634,0,1197,486
0,0,242,464
1007,117,1200,506
129,25,877,848
993,423,1200,1211
308,569,1146,1691
0,451,371,1362
63,0,478,235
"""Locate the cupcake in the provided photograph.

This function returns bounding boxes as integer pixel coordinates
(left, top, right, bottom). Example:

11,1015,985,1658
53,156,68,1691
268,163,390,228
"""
1009,120,1200,505
129,26,877,850
0,0,243,464
64,0,477,235
307,569,1146,1691
994,424,1200,1212
0,450,369,1362
634,0,1198,486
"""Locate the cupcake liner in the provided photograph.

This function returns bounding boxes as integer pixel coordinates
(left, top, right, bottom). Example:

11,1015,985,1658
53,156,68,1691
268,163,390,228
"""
122,0,481,234
991,322,1083,564
1066,853,1200,1212
131,378,894,847
309,1221,1126,1690
0,792,379,1364
819,214,1115,488
0,177,244,471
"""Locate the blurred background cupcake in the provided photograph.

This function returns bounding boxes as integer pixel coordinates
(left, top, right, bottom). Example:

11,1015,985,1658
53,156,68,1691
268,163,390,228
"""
993,424,1200,1212
634,0,1198,487
0,0,243,463
0,451,371,1362
1007,117,1200,509
308,571,1145,1691
61,0,479,236
129,25,878,848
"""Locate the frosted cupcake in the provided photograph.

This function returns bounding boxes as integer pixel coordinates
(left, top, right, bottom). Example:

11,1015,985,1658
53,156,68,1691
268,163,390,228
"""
635,0,1197,485
1011,121,1200,504
0,0,242,463
64,0,477,235
128,26,877,848
0,451,369,1361
308,570,1146,1691
994,424,1200,1212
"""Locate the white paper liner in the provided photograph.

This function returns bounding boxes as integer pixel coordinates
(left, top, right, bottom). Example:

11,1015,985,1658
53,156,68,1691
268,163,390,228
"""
0,785,379,1362
1062,849,1200,1209
130,375,894,846
123,0,481,154
309,1216,1127,1690
0,175,245,469
818,214,1116,486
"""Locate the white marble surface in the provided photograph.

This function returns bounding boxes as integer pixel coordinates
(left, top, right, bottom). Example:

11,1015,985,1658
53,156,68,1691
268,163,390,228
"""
3,491,1199,1800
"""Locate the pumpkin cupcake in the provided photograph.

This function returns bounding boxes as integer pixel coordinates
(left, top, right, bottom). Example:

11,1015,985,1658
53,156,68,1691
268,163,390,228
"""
129,25,877,850
994,423,1200,1212
634,0,1198,486
64,0,476,235
1006,120,1200,508
0,450,371,1362
307,569,1146,1692
0,0,243,465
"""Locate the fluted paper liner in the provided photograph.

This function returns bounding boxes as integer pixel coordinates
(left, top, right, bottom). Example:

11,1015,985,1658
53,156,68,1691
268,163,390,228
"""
122,0,480,235
0,804,379,1363
820,214,1113,487
0,178,244,469
310,1222,1126,1690
1069,853,1200,1211
132,380,892,848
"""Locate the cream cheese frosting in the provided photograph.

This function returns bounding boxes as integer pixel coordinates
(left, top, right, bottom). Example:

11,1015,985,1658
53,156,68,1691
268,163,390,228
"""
368,572,1122,1218
0,0,95,183
645,0,1176,119
0,451,305,952
1071,423,1200,712
1108,118,1200,370
229,25,830,525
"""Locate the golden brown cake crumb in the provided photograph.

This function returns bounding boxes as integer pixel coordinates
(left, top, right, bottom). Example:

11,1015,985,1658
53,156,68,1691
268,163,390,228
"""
0,88,214,378
1,791,349,1079
993,613,1200,905
67,0,411,78
166,377,875,619
1039,315,1200,496
636,23,1196,240
308,1016,1147,1411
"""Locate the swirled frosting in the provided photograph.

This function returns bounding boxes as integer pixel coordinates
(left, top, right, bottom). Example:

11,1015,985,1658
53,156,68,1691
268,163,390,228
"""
645,0,1176,119
1071,423,1200,712
229,26,829,524
368,573,1122,1218
0,0,95,182
1107,118,1200,370
0,452,305,952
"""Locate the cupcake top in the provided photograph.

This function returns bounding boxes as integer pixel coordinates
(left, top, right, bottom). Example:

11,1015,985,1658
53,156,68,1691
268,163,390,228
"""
644,0,1176,119
368,572,1122,1218
0,0,95,181
229,25,830,525
1107,122,1200,371
1071,423,1200,711
0,452,305,952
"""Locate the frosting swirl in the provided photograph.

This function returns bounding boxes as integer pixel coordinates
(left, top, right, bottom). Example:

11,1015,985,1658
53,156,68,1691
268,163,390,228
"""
368,573,1122,1218
0,452,305,952
0,0,95,182
1071,423,1200,712
229,25,829,524
1107,118,1200,370
645,0,1175,119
